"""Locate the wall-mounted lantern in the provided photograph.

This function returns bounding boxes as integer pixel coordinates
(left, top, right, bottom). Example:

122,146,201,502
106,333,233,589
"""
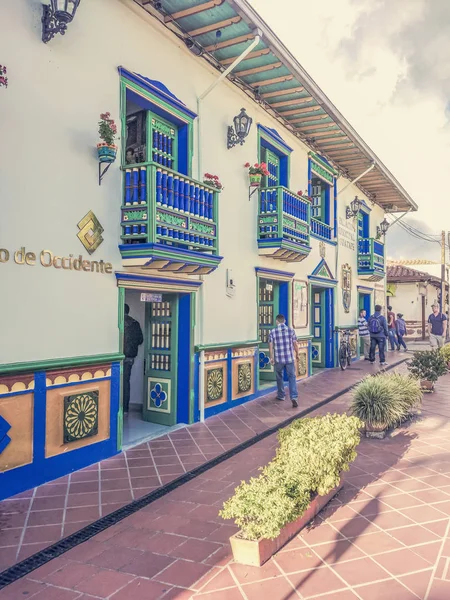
376,217,390,238
227,108,252,149
42,0,81,44
346,196,362,219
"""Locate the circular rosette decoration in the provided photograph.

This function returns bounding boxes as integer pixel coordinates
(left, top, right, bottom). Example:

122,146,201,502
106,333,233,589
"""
259,352,270,369
238,363,252,393
65,393,98,442
207,368,223,402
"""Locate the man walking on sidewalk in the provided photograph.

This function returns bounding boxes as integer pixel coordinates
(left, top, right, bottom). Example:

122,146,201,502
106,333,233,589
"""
358,308,371,360
368,305,389,366
269,314,299,408
387,305,400,351
428,303,447,348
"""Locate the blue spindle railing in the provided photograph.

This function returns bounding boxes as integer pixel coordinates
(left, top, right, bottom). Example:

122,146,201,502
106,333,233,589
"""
121,163,218,253
258,186,310,247
311,218,332,240
358,238,385,274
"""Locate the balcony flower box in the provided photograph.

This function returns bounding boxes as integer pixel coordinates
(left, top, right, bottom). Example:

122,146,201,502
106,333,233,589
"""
229,482,343,567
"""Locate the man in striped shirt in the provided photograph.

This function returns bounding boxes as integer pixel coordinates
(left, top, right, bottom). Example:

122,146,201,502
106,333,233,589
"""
358,308,370,360
269,314,299,407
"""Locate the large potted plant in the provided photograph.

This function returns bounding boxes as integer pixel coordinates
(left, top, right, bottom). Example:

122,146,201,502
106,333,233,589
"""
97,112,118,163
351,373,422,438
408,349,447,391
440,344,450,369
219,413,362,566
244,162,270,187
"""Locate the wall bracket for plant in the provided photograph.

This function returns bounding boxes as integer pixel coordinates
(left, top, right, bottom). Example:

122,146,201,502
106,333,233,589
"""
249,186,259,202
98,162,112,186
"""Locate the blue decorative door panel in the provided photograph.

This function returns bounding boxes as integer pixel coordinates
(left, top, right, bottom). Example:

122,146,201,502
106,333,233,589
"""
312,289,324,367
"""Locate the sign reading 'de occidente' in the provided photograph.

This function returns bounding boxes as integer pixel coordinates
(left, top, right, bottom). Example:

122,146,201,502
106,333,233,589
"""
0,247,113,274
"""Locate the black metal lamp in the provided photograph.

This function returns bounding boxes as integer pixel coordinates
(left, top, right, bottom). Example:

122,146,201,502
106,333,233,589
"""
346,195,362,219
227,108,252,149
376,217,390,238
42,0,81,44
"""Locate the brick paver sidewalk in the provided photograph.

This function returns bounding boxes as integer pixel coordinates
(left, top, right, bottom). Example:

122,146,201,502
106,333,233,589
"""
0,357,402,570
8,357,450,599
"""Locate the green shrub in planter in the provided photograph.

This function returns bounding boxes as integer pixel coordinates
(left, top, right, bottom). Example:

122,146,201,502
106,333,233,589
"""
219,413,362,541
351,373,422,429
408,350,447,383
440,344,450,364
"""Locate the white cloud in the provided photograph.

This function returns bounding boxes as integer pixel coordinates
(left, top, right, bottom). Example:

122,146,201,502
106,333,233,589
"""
247,0,450,246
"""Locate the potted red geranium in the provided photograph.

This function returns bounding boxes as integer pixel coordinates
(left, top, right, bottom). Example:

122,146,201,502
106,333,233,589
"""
245,162,270,187
97,112,118,163
0,65,8,88
203,173,223,191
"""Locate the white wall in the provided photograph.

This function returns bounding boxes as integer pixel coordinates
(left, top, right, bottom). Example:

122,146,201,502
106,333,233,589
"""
0,0,390,363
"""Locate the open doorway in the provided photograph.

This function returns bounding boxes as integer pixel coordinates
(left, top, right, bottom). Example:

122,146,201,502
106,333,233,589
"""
122,288,191,448
311,286,335,370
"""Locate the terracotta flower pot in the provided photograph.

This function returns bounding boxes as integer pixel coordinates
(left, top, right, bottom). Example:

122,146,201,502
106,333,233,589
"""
249,173,262,187
97,142,117,163
365,423,387,439
229,481,343,567
420,379,434,392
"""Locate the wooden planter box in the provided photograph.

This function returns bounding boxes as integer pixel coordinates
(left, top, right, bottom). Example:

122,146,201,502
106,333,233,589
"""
229,481,343,567
420,379,435,392
365,423,387,439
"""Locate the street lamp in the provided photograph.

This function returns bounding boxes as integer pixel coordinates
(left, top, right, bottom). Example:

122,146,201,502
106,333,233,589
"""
376,217,390,238
42,0,81,44
346,196,362,219
227,108,253,149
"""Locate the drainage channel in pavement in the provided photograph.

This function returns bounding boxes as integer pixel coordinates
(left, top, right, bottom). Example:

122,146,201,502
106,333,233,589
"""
0,357,408,590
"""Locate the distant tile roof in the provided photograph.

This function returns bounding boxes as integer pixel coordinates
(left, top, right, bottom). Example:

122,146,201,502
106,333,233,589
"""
387,264,440,285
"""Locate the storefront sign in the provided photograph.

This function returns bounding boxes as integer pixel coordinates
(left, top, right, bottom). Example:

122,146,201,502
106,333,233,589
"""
338,216,356,251
292,280,308,329
140,293,163,303
0,247,113,274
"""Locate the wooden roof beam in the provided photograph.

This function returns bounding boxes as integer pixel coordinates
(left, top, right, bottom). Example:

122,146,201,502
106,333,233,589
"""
279,105,320,116
250,74,294,88
164,0,225,22
304,129,343,138
297,121,336,131
235,61,282,77
319,141,354,150
220,48,271,66
189,16,241,37
204,33,253,52
290,114,328,124
325,148,361,156
270,96,313,108
260,86,304,99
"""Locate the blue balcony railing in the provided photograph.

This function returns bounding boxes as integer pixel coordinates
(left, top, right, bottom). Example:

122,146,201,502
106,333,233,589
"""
311,218,332,240
358,237,385,277
257,187,310,250
121,163,219,254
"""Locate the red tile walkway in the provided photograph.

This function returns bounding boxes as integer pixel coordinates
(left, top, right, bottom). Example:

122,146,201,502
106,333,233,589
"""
2,364,450,599
0,357,403,571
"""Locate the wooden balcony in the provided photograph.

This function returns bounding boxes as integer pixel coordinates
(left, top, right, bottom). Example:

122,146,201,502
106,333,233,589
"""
257,187,311,262
311,218,333,241
358,238,385,281
120,163,222,274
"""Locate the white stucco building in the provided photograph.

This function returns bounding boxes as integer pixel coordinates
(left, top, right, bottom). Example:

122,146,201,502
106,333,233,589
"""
0,0,417,499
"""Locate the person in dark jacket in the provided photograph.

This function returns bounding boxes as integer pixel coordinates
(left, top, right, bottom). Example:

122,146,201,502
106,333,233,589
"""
123,304,143,414
396,313,408,351
368,305,389,366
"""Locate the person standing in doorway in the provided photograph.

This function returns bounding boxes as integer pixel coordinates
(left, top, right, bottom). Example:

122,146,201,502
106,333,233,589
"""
387,305,400,351
358,308,371,360
269,314,299,408
123,303,144,415
396,313,408,351
368,305,389,366
428,303,447,348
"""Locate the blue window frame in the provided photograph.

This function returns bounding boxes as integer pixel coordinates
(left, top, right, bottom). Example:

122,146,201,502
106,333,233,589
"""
258,125,292,188
311,177,331,225
358,205,370,238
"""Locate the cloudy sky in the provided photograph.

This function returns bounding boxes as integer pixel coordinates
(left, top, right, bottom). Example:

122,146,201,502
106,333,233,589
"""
248,0,450,261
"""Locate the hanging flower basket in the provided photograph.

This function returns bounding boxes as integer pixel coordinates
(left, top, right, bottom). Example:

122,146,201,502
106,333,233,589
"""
249,173,262,187
97,112,117,163
0,65,8,89
245,162,269,187
97,142,118,163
